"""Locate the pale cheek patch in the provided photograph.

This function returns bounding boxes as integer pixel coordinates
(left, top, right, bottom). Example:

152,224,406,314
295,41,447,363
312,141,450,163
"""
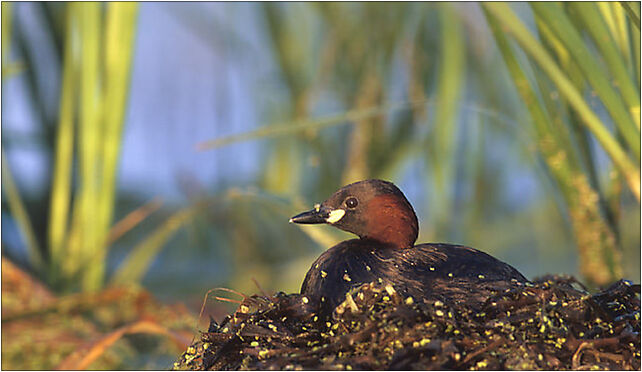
326,209,346,224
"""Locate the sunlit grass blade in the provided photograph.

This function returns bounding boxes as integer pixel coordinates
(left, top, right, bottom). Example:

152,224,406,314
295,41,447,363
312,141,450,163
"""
487,9,579,189
110,207,200,285
196,100,426,150
533,14,606,199
633,19,641,89
263,139,304,194
531,3,640,160
1,3,24,78
485,9,622,285
48,7,78,276
100,1,139,218
533,17,580,86
53,2,141,291
74,2,103,291
570,2,640,130
599,3,635,72
620,1,641,29
342,70,381,184
485,17,554,165
259,4,316,194
2,2,12,66
91,2,139,291
107,198,163,246
611,2,633,63
599,3,620,43
62,199,84,288
482,2,640,201
261,3,314,102
56,319,189,370
427,4,465,235
1,151,44,270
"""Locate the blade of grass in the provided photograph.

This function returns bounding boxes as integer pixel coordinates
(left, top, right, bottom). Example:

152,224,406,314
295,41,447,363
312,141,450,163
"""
482,2,640,201
531,3,640,160
1,3,24,78
620,1,641,29
111,207,200,285
48,6,78,276
196,99,427,150
1,151,44,270
91,1,139,291
59,6,86,286
485,9,621,285
343,69,380,184
428,3,465,237
530,15,617,230
560,6,635,230
533,16,609,211
106,197,163,245
611,2,633,64
599,3,634,72
1,2,12,66
56,320,190,370
534,17,584,90
491,19,619,283
570,2,640,130
613,1,640,93
598,2,619,41
532,5,638,213
63,195,84,288
629,17,640,91
259,4,316,195
75,2,104,291
485,11,571,187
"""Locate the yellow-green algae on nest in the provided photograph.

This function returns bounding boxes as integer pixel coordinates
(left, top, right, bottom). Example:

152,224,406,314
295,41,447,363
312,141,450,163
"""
174,276,640,370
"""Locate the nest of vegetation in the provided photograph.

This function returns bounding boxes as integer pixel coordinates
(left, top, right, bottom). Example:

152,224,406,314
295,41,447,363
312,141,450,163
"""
174,275,640,370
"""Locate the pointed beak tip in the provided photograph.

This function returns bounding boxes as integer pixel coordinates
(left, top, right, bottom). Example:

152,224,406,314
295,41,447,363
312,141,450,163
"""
289,208,328,225
288,218,294,223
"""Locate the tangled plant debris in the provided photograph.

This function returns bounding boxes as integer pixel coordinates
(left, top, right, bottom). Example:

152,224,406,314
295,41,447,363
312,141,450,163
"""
174,276,640,370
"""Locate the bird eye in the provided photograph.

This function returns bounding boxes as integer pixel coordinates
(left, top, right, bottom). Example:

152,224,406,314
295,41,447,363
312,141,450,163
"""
345,197,358,209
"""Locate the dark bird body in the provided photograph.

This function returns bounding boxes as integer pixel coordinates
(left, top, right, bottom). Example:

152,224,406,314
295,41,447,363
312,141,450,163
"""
290,179,528,315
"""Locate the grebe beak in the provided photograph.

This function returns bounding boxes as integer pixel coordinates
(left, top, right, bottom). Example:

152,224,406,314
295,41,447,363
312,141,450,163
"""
289,204,330,224
291,200,350,225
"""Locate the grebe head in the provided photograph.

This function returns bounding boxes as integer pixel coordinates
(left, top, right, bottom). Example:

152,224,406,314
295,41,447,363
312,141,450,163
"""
290,179,419,249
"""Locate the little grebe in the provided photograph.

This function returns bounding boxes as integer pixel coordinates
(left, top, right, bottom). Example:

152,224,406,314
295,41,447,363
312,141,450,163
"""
290,179,529,315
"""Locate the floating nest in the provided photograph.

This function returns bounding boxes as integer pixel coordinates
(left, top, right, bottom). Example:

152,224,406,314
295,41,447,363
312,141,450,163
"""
174,276,640,370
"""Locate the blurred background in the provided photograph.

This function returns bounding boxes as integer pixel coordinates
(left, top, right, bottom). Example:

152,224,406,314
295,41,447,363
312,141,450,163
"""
1,2,640,369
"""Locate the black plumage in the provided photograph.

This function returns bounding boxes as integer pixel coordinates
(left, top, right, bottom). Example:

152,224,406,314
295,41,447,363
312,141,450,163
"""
301,239,528,314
